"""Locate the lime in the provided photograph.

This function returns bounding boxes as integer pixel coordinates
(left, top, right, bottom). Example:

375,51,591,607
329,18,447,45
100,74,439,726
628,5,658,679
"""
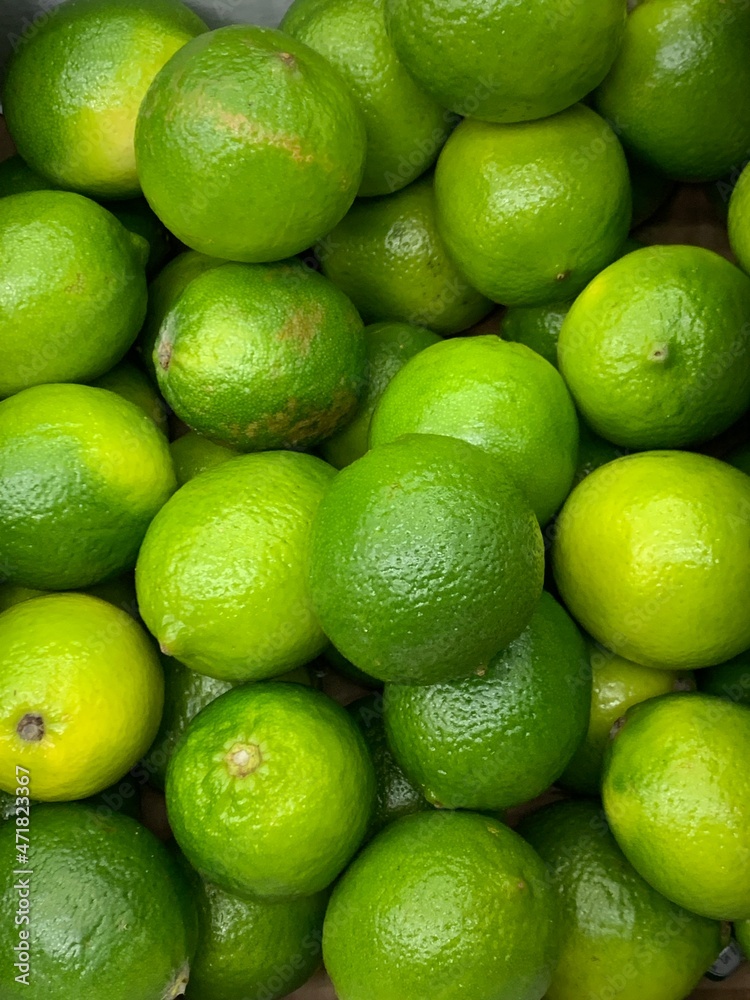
309,434,544,684
0,190,148,398
369,335,579,524
2,0,206,198
737,921,750,957
603,692,750,920
558,245,750,448
698,651,750,708
0,383,175,590
281,0,450,196
0,575,138,619
324,645,383,689
318,175,492,334
323,811,560,1000
170,432,239,486
0,155,52,196
434,105,631,306
0,594,163,802
167,682,375,898
729,162,750,277
136,25,366,262
93,359,169,434
573,421,630,485
383,0,625,123
595,0,750,182
136,451,334,681
154,260,366,451
320,321,441,469
384,592,589,810
188,877,327,1000
0,803,194,999
560,641,694,796
554,451,750,668
727,440,750,476
103,197,173,275
0,585,45,612
520,799,725,1000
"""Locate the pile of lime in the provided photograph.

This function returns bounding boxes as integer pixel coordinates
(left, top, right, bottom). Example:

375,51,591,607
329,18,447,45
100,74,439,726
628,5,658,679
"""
1,1,749,999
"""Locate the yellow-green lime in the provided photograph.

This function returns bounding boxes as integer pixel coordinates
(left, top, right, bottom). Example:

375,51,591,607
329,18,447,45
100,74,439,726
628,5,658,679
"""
369,335,579,524
318,175,492,334
520,799,725,1000
603,692,750,919
136,451,334,681
167,682,376,898
697,651,750,709
2,0,207,198
154,259,366,451
93,360,169,434
0,155,52,196
0,594,163,801
434,105,631,306
595,0,750,182
320,321,441,469
384,0,625,123
281,0,451,196
0,383,176,590
0,190,148,398
309,434,544,684
170,432,239,486
554,451,750,668
136,25,366,262
0,575,138,619
323,811,560,1000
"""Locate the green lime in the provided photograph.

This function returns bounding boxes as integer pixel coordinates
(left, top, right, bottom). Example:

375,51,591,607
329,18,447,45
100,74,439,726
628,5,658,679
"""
0,155,52,196
0,780,141,823
560,641,694,796
558,245,750,448
154,260,366,451
348,694,429,835
136,25,366,261
188,878,327,1000
573,420,630,485
137,451,334,681
2,0,206,198
309,434,544,684
0,383,175,590
103,198,173,275
93,359,169,434
384,592,589,810
603,692,750,920
369,335,579,524
595,0,750,182
170,433,239,486
0,803,194,999
383,0,625,123
554,452,750,668
434,105,631,306
0,585,45,612
729,162,750,278
0,593,163,801
520,799,725,1000
320,321,441,469
323,810,560,1000
698,651,750,708
318,175,492,334
0,190,148,398
167,682,375,898
281,0,450,196
324,645,383,689
727,440,750,476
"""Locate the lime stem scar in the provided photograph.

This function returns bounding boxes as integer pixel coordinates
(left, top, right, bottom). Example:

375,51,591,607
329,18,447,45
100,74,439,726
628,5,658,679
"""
17,713,44,742
226,742,262,778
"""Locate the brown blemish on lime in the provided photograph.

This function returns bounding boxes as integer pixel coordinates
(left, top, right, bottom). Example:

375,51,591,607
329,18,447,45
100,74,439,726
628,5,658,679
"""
555,270,570,282
648,343,669,362
157,336,173,371
276,303,324,352
17,713,44,742
159,641,172,656
163,961,191,999
278,52,297,68
216,109,311,163
609,715,627,740
226,742,262,778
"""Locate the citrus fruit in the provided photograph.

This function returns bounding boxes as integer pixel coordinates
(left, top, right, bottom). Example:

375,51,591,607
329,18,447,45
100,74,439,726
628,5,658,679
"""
0,155,52,196
0,383,175,590
553,451,750,668
323,811,560,1000
595,0,750,182
560,641,694,796
520,799,725,1000
154,259,366,451
369,335,579,524
728,162,750,277
0,803,194,999
0,190,148,398
0,585,45,612
384,592,589,810
136,450,334,681
0,575,138,618
170,432,239,486
320,321,441,469
434,105,631,306
349,694,429,835
188,877,327,1000
0,593,162,802
167,682,376,898
2,0,207,198
281,0,451,196
309,434,544,685
318,174,493,334
325,645,383,689
383,0,625,123
698,651,750,708
737,921,750,957
574,420,630,485
558,245,750,449
135,25,366,262
603,692,750,920
727,440,750,476
93,359,169,434
104,197,173,275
